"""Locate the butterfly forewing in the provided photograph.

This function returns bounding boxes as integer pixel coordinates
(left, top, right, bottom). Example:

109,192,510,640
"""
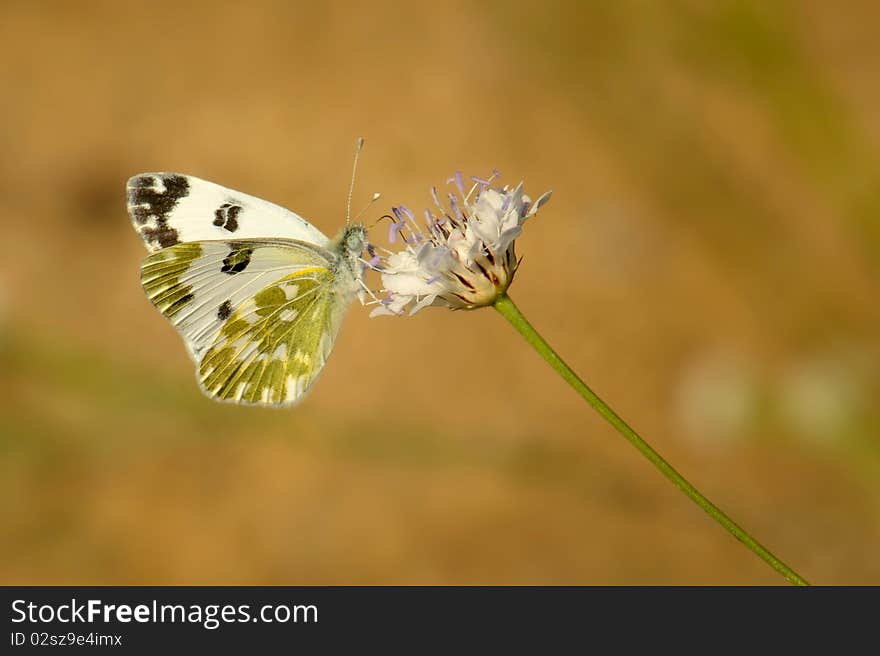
141,239,354,406
127,173,329,253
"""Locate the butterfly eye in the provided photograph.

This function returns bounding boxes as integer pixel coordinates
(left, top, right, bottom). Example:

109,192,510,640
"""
346,232,364,252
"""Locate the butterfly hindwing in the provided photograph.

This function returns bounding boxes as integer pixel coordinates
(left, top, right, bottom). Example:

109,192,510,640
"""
141,238,355,406
127,173,330,253
198,265,348,405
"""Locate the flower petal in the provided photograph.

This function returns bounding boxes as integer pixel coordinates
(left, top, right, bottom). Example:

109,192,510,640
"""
527,190,552,216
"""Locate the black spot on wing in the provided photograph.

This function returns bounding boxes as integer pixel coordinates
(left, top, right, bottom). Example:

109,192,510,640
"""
213,203,242,233
128,175,190,224
128,174,190,249
220,246,253,275
142,223,181,249
165,292,195,316
217,300,233,320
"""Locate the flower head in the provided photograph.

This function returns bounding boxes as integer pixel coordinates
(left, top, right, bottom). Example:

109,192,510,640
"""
370,170,551,316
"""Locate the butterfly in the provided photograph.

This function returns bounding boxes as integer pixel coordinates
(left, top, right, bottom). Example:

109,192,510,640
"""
126,151,371,407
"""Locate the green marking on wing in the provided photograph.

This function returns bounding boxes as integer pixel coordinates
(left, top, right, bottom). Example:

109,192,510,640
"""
141,242,203,318
198,266,345,405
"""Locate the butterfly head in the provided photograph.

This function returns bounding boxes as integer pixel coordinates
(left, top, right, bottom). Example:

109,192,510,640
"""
336,223,368,275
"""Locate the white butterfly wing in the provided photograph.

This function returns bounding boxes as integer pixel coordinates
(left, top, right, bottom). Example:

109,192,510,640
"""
127,173,329,253
141,238,357,406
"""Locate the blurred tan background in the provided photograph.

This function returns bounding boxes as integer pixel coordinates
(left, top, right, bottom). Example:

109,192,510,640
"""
1,0,878,584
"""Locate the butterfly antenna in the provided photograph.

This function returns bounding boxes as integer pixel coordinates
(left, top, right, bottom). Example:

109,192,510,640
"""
346,137,365,225
353,192,382,224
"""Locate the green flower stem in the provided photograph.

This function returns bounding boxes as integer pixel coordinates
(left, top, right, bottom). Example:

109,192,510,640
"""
493,293,809,586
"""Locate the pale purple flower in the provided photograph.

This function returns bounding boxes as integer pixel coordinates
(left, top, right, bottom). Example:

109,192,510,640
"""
369,171,552,317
